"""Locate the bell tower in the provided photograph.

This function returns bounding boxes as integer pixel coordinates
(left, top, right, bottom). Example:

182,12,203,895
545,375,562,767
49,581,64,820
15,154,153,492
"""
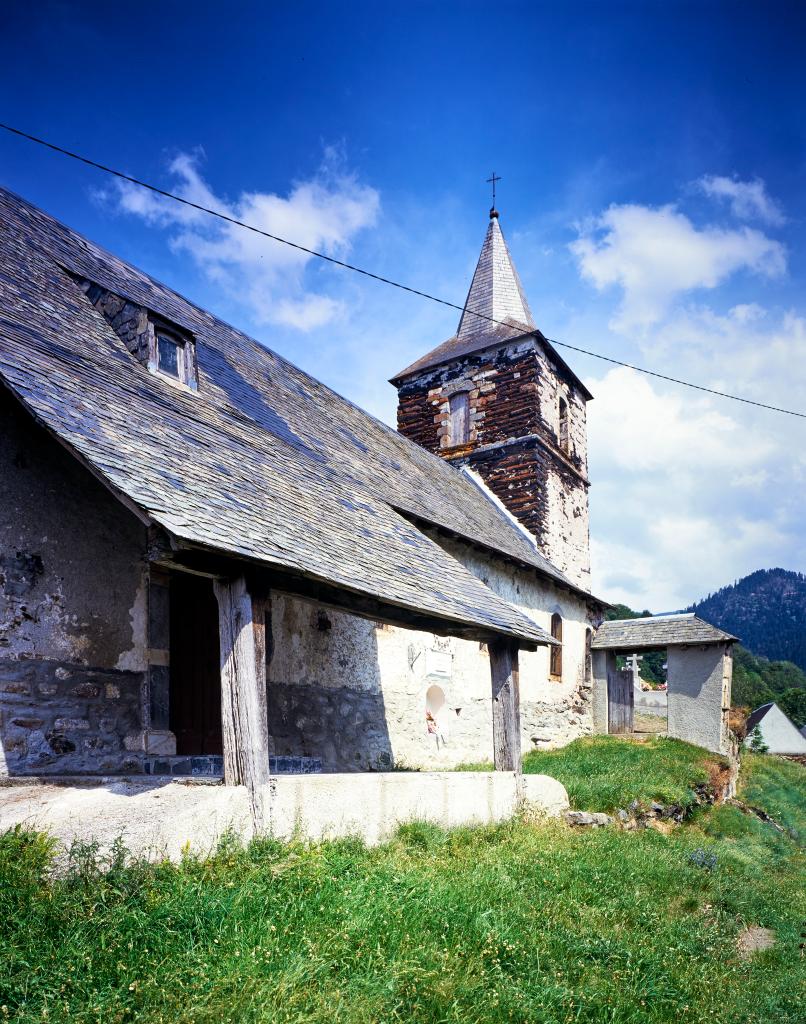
391,207,592,590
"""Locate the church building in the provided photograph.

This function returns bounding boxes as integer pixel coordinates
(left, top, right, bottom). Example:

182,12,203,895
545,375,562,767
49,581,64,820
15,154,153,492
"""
0,187,607,780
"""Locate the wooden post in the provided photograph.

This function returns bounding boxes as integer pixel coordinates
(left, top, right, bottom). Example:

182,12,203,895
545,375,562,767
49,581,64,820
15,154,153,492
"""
251,588,271,745
489,639,521,772
213,575,271,829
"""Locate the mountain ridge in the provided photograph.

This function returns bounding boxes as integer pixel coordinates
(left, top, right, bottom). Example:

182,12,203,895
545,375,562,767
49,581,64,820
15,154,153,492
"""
686,568,806,671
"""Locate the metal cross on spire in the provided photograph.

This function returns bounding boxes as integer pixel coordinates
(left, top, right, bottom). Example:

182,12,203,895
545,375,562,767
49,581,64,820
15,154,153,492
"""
486,172,502,209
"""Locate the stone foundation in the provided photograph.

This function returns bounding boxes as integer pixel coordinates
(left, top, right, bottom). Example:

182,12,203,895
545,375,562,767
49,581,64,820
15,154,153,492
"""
0,771,571,856
142,755,322,778
0,658,144,775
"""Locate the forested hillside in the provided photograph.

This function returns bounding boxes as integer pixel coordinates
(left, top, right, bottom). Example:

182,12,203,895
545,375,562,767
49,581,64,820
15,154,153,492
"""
688,569,806,670
731,646,806,727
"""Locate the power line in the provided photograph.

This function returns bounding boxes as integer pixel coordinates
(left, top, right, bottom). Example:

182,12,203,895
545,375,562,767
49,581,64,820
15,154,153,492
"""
1,120,804,421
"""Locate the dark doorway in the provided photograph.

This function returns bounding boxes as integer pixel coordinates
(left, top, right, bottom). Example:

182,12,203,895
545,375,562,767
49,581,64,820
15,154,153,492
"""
169,572,222,755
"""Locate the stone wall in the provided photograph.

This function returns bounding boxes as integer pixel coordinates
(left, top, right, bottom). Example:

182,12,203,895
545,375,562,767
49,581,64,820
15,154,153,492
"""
267,532,596,771
396,339,541,456
395,336,591,589
667,644,733,755
0,391,149,775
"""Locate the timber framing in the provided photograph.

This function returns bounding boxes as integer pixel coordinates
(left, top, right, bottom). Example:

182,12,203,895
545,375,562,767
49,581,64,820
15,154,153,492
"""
153,543,543,652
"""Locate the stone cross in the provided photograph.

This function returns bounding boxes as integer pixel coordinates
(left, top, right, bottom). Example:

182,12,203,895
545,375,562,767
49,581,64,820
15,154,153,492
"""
626,653,643,686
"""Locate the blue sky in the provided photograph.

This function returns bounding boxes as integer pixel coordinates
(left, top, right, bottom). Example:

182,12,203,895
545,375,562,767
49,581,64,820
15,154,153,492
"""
2,1,805,610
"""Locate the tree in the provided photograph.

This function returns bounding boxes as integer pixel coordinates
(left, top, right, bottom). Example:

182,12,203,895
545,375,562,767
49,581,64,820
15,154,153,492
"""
747,726,769,754
777,688,806,729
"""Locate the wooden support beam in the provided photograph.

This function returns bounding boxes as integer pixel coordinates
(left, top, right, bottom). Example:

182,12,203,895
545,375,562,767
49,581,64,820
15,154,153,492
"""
161,545,540,652
213,575,271,827
250,587,272,749
489,639,521,772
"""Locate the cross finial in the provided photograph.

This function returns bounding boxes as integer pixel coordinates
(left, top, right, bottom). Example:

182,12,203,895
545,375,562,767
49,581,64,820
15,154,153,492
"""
486,172,502,217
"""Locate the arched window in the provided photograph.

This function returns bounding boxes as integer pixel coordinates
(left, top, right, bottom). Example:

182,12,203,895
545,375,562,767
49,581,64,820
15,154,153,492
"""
550,613,563,679
558,397,569,453
448,391,470,446
585,627,593,682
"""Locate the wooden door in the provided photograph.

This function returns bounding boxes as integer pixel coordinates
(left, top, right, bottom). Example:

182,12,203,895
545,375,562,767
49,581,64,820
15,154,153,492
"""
169,572,223,755
607,666,634,734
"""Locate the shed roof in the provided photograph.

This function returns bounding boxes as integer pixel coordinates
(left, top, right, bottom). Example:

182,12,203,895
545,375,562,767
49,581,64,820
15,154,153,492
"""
0,188,591,647
591,613,737,651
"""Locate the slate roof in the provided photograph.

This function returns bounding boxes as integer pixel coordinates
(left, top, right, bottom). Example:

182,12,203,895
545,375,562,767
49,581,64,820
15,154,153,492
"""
591,613,737,650
390,213,593,399
456,214,535,346
0,188,592,647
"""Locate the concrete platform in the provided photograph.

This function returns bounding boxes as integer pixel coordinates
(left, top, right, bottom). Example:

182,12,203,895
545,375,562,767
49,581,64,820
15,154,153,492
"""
0,770,569,859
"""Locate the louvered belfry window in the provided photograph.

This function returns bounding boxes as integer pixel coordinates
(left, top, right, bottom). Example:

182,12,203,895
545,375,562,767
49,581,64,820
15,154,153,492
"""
448,392,470,446
558,397,569,453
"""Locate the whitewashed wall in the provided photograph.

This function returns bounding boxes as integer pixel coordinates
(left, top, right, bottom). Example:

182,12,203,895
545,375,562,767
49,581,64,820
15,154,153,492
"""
267,532,595,771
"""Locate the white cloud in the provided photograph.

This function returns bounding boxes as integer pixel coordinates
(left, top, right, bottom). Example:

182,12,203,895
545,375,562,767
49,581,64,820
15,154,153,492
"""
588,364,805,611
647,305,806,413
570,203,786,332
588,365,773,481
698,175,785,226
113,147,380,330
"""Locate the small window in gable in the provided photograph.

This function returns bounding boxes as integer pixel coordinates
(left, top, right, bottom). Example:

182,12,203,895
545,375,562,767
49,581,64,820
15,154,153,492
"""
151,323,198,390
157,332,182,378
448,391,470,446
72,275,199,392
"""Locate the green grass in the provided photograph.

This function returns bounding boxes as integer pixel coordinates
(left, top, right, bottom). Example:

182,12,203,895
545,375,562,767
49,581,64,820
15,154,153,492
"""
459,735,720,811
739,752,806,842
1,752,804,1024
522,736,719,811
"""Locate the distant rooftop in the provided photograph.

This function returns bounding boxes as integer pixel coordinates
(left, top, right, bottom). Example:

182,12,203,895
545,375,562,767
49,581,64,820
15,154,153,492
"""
745,702,775,733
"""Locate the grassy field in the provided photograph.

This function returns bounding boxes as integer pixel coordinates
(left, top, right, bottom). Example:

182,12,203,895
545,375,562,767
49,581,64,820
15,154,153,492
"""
1,740,804,1024
460,735,719,812
738,752,805,842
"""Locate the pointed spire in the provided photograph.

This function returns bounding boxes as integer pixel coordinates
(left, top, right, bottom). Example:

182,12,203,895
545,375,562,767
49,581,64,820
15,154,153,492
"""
456,212,535,346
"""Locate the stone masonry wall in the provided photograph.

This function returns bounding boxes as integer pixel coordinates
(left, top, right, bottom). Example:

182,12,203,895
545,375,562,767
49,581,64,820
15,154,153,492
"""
267,533,596,772
0,391,149,775
396,339,540,455
395,336,591,589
